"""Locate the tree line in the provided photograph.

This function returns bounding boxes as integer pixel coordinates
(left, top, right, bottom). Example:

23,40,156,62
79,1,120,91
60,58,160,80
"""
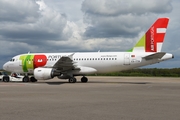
93,68,180,77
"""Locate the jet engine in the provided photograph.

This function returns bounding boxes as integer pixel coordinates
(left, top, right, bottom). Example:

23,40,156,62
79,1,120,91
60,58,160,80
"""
34,68,60,80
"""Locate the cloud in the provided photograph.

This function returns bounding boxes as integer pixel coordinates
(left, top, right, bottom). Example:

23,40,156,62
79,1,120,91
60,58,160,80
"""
82,0,173,38
0,0,70,44
82,0,172,16
0,0,86,54
0,0,39,23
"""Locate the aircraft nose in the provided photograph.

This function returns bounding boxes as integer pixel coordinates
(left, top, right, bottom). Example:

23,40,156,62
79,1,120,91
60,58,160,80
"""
3,62,8,71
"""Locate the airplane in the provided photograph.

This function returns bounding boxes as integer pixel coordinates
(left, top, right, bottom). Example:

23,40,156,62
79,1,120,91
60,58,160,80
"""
3,18,174,83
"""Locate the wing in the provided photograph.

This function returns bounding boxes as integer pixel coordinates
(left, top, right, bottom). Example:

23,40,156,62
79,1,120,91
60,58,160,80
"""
53,53,78,72
143,52,166,60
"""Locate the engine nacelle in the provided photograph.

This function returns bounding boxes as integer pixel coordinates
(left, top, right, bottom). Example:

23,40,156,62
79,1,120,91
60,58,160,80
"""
34,68,60,80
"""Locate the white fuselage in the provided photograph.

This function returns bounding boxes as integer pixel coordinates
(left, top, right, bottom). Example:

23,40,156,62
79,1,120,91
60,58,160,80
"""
3,52,173,74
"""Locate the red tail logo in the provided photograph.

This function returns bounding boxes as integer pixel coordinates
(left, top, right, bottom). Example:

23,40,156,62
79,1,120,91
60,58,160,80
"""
145,18,169,52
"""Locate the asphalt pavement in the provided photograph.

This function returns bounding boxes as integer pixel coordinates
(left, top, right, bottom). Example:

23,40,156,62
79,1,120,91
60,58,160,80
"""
0,76,180,120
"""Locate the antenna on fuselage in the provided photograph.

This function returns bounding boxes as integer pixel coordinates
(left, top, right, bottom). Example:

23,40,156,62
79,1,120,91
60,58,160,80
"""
28,51,31,54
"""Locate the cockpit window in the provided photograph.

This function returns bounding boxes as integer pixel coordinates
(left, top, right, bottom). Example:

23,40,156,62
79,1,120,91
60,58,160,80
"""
10,58,15,62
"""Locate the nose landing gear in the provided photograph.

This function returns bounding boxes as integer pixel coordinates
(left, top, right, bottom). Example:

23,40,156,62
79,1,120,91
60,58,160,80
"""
23,76,37,82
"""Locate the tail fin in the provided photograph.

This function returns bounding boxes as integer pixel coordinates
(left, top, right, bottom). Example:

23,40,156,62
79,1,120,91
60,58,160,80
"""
129,18,169,52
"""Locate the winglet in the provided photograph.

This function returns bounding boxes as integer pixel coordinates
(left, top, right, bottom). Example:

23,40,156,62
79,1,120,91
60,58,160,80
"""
128,18,169,52
68,53,75,60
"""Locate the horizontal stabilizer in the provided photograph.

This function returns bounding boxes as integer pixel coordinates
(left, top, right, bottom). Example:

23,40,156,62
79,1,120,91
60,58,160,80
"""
143,52,166,60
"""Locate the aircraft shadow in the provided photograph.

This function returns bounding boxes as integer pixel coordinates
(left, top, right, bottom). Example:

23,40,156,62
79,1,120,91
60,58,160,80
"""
44,81,68,85
1,81,150,85
41,81,150,85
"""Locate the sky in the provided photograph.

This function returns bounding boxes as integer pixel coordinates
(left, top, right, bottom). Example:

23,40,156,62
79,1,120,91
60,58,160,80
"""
0,0,180,69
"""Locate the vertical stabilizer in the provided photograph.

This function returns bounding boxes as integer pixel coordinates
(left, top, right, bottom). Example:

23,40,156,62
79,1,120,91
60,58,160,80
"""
129,18,169,52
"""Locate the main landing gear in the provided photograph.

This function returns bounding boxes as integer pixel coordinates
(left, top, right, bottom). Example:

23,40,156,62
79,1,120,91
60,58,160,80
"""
81,76,88,83
69,77,77,83
68,76,88,83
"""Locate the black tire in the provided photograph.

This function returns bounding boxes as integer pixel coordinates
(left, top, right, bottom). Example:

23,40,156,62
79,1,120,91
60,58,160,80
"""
69,77,76,83
3,76,10,82
30,77,37,82
81,77,88,83
23,76,29,82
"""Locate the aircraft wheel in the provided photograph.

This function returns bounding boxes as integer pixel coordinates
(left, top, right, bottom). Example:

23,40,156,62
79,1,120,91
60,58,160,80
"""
3,76,10,82
30,77,37,82
23,76,29,82
81,77,88,83
69,77,76,83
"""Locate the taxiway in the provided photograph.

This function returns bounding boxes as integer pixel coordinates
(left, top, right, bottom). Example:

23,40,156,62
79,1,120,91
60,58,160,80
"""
0,77,180,120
